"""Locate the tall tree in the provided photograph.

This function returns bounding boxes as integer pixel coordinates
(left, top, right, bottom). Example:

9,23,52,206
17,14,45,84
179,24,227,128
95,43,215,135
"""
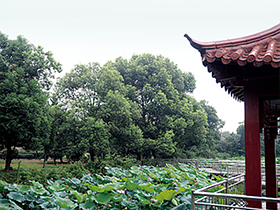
53,63,140,160
216,124,245,158
111,54,196,135
171,96,208,158
53,54,220,160
108,54,207,158
47,105,69,165
199,100,225,157
96,90,143,158
236,123,245,156
0,32,61,170
54,63,100,115
78,117,111,161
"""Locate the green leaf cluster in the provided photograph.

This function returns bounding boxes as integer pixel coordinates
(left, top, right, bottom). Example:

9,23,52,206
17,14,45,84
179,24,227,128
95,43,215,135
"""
51,53,224,161
0,163,219,209
0,30,225,169
0,32,62,170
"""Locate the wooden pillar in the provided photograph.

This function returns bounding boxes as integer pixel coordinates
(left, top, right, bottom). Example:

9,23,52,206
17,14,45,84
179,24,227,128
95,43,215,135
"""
244,83,262,208
265,127,277,209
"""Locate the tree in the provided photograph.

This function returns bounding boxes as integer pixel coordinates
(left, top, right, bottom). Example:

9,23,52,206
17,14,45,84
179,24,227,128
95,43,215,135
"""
109,54,207,158
199,100,225,157
236,123,245,156
36,104,56,168
216,124,245,158
53,62,142,160
0,32,61,170
172,96,208,158
225,133,242,157
95,65,126,99
47,105,69,165
53,54,219,160
79,117,111,161
96,90,143,158
53,63,100,115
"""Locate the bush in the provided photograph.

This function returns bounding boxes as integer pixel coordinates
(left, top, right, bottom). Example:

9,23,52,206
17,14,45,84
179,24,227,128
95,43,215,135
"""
216,152,231,159
80,152,90,163
142,158,178,167
85,155,138,174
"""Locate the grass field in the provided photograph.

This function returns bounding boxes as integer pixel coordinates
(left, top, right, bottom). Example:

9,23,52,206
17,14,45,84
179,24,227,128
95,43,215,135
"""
0,159,68,170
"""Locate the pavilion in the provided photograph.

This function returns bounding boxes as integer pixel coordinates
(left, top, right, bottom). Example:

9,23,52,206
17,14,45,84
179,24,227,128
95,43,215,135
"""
185,23,280,209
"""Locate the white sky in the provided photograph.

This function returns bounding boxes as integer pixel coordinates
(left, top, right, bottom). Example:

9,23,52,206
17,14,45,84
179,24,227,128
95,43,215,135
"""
1,0,280,132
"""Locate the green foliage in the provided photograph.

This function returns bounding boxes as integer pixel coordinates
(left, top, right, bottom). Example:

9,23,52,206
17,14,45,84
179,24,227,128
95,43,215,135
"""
0,32,61,170
0,162,89,185
53,62,99,113
79,117,110,161
1,32,226,166
85,155,139,174
47,105,69,163
49,52,225,161
108,54,209,158
0,163,218,209
216,123,245,157
199,100,225,157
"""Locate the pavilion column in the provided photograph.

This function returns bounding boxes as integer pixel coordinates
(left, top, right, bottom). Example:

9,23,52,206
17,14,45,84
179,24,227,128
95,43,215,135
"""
244,83,262,208
265,126,277,210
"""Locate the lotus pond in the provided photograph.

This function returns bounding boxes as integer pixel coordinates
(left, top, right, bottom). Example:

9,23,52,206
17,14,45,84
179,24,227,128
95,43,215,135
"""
0,163,222,209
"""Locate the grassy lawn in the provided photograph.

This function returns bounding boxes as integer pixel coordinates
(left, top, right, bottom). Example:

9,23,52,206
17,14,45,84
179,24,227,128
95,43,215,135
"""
0,159,45,170
0,159,88,187
0,158,70,168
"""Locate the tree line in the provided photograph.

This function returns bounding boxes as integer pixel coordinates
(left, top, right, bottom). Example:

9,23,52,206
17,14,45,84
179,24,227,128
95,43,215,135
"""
218,124,280,159
1,32,247,171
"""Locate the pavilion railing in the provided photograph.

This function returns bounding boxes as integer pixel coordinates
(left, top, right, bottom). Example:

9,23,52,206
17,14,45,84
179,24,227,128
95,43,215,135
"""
145,159,246,175
144,159,280,178
192,174,245,210
143,159,280,208
191,174,280,210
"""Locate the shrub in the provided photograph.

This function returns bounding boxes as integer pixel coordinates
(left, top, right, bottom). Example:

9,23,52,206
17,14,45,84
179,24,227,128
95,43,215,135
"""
216,152,231,159
84,155,138,174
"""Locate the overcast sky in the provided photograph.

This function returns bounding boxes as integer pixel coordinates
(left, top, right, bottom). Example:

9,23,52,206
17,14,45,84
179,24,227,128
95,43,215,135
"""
1,0,280,132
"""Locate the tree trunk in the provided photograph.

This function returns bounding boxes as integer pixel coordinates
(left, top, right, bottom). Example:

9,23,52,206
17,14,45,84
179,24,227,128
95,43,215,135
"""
4,146,13,171
136,152,142,161
43,150,47,169
53,151,57,165
152,151,157,159
90,152,95,162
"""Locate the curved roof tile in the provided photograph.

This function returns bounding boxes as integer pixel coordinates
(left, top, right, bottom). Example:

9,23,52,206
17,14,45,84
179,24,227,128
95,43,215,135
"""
185,23,280,68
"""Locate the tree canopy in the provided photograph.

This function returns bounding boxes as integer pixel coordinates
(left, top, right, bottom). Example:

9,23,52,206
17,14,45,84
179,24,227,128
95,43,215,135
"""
0,32,62,170
52,53,223,160
1,32,227,168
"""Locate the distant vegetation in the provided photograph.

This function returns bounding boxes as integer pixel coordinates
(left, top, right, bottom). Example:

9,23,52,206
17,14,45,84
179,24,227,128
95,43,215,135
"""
2,31,277,171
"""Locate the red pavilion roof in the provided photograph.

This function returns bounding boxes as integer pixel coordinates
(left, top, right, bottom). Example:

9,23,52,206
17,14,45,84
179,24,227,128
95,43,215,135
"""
184,23,280,68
